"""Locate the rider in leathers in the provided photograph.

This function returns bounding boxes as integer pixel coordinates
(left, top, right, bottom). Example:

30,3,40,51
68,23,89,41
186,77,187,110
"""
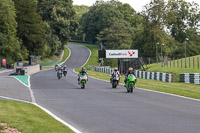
78,67,88,84
110,67,120,84
124,67,135,87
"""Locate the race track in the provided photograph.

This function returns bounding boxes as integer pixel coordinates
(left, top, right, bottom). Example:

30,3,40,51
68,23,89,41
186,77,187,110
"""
30,44,200,133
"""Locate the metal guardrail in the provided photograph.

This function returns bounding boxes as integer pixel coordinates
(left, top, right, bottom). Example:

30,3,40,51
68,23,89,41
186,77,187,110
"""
40,51,64,66
89,65,174,83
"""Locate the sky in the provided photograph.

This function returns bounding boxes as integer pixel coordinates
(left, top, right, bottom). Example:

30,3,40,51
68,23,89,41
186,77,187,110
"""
73,0,200,12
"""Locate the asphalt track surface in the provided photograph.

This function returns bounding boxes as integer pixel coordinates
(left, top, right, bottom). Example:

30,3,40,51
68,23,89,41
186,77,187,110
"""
0,69,31,101
1,44,198,133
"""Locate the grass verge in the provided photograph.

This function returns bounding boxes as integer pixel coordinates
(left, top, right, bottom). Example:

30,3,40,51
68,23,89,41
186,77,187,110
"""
70,42,200,99
0,100,74,133
42,46,70,70
87,70,200,99
68,42,99,68
146,55,200,81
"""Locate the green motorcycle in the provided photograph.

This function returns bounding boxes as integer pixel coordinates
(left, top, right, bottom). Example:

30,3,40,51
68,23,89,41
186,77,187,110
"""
126,74,137,93
79,73,88,89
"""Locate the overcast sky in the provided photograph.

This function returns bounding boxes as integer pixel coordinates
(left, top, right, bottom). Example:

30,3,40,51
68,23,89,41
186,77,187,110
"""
73,0,200,12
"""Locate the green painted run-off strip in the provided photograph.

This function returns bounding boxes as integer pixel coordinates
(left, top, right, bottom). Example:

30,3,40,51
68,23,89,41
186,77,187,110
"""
12,75,30,87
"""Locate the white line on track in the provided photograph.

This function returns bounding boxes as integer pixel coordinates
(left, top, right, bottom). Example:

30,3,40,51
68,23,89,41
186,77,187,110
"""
6,46,82,133
0,96,32,104
71,43,200,103
76,45,91,68
0,95,82,133
40,45,71,72
77,71,200,102
11,76,30,88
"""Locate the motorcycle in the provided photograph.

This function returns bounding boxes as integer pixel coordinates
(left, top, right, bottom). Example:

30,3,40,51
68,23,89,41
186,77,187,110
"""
126,74,137,93
57,69,62,79
79,73,88,89
63,70,67,77
111,74,120,88
55,65,58,71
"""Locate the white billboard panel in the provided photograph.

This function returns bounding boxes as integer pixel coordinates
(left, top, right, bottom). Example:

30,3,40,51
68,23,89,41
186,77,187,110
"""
106,50,138,58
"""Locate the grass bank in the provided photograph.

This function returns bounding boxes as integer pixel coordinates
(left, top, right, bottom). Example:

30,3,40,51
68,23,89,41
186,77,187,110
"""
70,42,200,99
0,100,74,133
146,55,200,82
42,46,70,70
68,42,99,71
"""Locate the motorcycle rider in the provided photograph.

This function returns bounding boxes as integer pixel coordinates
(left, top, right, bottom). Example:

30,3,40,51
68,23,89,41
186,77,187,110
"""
124,67,136,87
110,67,120,84
57,65,63,77
63,65,67,75
78,67,88,84
55,64,58,71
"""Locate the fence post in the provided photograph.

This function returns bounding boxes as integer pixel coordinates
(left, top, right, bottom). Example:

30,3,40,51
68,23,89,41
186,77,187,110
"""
167,56,168,67
185,57,187,68
173,58,175,67
148,57,150,65
197,57,199,69
189,57,190,68
193,57,195,69
170,58,171,67
181,58,182,68
177,58,179,68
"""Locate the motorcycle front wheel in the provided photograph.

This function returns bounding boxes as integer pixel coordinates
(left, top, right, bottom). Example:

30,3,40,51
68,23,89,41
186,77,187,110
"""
81,83,85,89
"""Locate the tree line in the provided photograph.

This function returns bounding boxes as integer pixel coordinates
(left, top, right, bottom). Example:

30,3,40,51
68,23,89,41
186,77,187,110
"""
73,0,200,60
0,0,77,63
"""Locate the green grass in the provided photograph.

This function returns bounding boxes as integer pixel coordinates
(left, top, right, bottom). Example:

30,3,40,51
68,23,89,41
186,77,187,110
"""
147,55,200,74
0,125,4,130
85,70,200,99
68,42,99,68
42,46,70,70
0,100,74,133
146,55,200,82
40,55,59,64
71,42,200,99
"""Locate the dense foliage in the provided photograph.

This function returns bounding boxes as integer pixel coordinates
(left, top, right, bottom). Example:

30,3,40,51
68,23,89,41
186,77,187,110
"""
77,0,200,59
1,0,199,63
0,0,23,61
0,0,77,62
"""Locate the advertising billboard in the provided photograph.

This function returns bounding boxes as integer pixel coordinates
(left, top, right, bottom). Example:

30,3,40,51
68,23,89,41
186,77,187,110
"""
106,50,138,58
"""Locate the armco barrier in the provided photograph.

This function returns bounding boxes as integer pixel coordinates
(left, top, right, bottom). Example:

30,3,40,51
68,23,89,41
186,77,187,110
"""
135,70,174,83
40,51,64,66
180,73,200,85
89,66,174,83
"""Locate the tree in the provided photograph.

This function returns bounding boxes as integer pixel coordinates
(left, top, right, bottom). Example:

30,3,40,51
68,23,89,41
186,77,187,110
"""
0,0,23,61
97,20,132,49
38,0,78,55
166,0,200,43
13,0,47,57
80,0,122,42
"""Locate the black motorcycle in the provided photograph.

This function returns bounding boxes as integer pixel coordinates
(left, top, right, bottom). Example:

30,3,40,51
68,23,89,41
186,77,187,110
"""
111,73,120,88
63,70,67,77
57,69,62,79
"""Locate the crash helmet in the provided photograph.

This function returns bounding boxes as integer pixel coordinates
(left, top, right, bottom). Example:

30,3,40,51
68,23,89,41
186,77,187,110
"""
64,65,66,68
114,67,118,71
82,67,85,72
129,67,133,72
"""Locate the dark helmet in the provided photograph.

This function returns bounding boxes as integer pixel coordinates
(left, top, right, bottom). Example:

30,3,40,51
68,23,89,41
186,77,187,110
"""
82,67,85,72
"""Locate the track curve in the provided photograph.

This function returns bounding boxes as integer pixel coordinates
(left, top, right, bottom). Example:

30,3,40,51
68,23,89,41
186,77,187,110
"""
31,44,200,133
